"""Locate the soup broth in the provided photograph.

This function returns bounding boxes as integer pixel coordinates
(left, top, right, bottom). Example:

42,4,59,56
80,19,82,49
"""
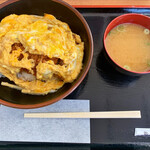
105,23,150,72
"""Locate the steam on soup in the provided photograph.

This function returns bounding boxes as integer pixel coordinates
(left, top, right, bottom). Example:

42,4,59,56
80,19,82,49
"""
105,23,150,72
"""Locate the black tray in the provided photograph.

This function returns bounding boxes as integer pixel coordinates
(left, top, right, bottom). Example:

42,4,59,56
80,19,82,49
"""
1,8,150,149
67,8,150,144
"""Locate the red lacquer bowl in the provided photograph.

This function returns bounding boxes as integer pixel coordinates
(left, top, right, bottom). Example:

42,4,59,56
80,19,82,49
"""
104,13,150,76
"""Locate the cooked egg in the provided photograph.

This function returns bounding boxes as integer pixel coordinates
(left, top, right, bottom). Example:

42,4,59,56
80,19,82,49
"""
0,14,84,94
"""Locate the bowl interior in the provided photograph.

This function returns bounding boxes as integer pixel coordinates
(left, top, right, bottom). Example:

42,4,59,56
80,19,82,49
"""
104,13,150,39
103,13,150,75
0,0,92,107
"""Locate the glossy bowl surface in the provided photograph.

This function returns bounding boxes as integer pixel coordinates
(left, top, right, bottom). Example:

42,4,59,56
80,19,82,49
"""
0,0,93,108
104,13,150,76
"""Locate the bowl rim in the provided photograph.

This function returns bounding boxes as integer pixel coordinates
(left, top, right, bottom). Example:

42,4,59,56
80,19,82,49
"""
0,0,93,109
103,13,150,75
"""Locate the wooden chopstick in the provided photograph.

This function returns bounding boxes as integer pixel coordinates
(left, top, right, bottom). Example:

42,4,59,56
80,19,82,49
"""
24,111,141,119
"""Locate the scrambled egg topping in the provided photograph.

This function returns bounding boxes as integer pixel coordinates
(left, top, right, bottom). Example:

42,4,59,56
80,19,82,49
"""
0,14,84,94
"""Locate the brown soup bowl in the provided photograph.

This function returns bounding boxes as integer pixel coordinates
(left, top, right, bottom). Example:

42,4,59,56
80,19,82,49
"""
0,0,93,108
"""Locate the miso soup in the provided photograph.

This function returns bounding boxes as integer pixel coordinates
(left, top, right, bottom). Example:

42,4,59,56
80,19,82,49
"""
105,23,150,72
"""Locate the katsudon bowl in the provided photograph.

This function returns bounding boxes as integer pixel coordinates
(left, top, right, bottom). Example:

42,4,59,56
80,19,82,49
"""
0,0,93,108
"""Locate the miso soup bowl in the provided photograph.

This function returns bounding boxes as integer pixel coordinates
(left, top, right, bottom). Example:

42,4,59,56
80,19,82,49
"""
0,0,93,108
104,13,150,76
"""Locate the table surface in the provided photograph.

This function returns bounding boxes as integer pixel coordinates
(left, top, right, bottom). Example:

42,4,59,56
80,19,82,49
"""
1,0,150,7
1,0,150,147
